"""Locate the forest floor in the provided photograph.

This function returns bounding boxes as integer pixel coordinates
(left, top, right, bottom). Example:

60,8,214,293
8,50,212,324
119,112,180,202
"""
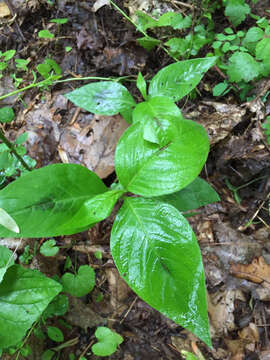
0,0,270,359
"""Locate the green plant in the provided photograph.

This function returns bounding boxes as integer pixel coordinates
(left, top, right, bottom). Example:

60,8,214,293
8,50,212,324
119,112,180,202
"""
61,265,95,297
0,106,36,185
212,18,270,97
223,0,251,26
0,57,219,349
38,29,55,39
92,327,123,357
135,10,214,59
40,239,59,257
0,50,16,78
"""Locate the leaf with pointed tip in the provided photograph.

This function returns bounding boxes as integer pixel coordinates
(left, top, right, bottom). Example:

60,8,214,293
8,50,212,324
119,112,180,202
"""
111,197,211,346
157,177,220,212
0,245,14,283
0,265,62,348
0,164,122,238
65,82,136,116
115,118,209,196
148,57,217,102
0,208,19,233
132,96,183,146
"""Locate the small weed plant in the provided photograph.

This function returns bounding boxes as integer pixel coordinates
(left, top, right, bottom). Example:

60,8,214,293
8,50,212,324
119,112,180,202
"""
0,57,220,355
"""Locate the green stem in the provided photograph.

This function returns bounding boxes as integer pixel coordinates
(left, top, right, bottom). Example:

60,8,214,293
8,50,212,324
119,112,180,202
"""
0,129,31,171
110,0,148,37
110,0,178,62
55,75,134,83
0,75,134,102
0,78,52,101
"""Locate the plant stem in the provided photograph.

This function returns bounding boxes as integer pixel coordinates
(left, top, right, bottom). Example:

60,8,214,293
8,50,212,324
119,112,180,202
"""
110,0,179,62
0,78,52,101
0,76,134,102
0,129,31,171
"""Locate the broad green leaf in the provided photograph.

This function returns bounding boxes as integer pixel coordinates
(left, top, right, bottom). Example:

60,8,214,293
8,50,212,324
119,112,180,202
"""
2,50,16,61
61,265,95,297
111,197,211,346
137,36,160,51
0,245,14,283
136,72,147,100
38,29,55,39
256,38,270,62
65,82,136,116
157,177,220,212
0,208,19,233
0,265,62,348
227,52,260,82
224,0,250,26
40,239,59,257
50,18,68,24
0,164,117,238
92,327,123,357
243,27,264,44
0,106,15,123
115,119,209,197
42,294,68,319
42,350,55,360
135,10,157,32
157,12,192,29
148,57,217,102
213,82,229,96
165,38,189,57
58,189,124,232
132,96,183,146
47,326,64,342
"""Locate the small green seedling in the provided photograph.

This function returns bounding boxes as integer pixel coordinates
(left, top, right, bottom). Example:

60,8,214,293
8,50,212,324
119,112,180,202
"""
47,326,64,343
0,50,16,78
92,327,123,357
61,264,95,297
65,46,72,53
38,29,55,39
50,18,68,25
40,239,59,257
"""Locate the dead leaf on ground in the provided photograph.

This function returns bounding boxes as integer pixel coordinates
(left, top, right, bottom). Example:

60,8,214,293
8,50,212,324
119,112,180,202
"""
207,289,241,336
231,256,270,286
205,222,261,270
60,113,129,178
0,2,10,17
238,323,260,344
186,102,246,145
105,267,131,309
66,296,106,331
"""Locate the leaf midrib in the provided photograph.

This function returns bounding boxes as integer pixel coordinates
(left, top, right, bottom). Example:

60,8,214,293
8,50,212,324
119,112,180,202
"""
125,125,171,190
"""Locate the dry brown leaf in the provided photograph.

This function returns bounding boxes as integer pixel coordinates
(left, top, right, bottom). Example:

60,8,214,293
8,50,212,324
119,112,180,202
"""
231,256,270,285
238,323,260,343
60,114,129,178
0,2,10,17
207,290,238,335
187,102,246,145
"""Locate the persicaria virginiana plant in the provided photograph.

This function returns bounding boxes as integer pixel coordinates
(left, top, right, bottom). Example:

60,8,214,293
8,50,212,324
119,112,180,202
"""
0,57,219,349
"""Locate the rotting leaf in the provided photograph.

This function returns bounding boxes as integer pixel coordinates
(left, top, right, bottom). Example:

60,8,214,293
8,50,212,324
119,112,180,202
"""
231,256,270,285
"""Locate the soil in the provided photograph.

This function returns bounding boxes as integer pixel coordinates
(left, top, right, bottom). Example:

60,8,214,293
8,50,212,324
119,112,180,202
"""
0,1,269,359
